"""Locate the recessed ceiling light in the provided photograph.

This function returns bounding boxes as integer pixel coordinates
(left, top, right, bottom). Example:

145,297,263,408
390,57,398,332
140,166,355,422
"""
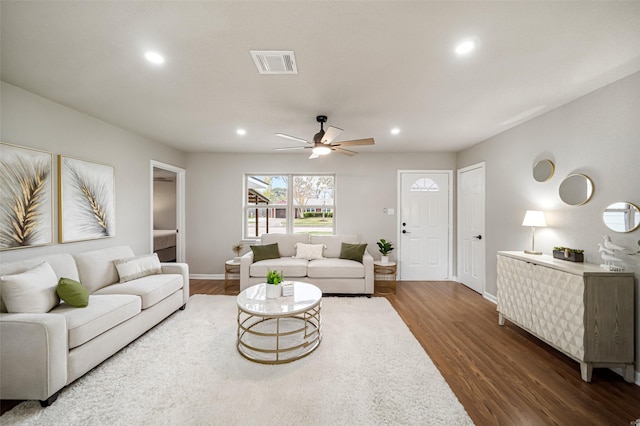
455,40,476,56
144,51,165,65
391,128,400,135
236,129,247,136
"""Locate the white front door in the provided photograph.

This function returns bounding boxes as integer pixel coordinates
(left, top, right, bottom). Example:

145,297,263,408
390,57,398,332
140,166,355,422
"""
457,163,485,294
399,171,451,280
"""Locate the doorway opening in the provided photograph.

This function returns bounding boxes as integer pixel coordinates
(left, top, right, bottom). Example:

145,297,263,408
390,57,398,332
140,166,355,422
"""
150,161,186,263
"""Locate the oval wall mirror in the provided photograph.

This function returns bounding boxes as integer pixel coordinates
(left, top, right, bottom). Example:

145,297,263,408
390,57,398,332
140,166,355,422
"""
602,202,640,232
559,174,594,206
533,159,555,182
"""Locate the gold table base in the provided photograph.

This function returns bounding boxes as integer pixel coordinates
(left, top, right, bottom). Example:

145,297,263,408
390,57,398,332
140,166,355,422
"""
237,303,322,364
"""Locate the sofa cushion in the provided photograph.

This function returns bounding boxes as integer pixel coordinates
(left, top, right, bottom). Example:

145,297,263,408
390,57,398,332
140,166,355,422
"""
114,253,162,283
0,254,78,313
293,243,325,260
0,261,60,313
339,242,368,263
56,277,89,308
74,246,135,293
310,235,359,258
52,294,141,349
250,243,280,262
261,234,310,257
308,258,365,278
93,273,183,309
250,258,308,278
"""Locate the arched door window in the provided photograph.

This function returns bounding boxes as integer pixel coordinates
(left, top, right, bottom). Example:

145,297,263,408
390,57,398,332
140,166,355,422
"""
410,178,440,192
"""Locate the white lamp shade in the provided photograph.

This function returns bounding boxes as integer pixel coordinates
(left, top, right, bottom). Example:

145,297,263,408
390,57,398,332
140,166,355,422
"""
522,210,547,227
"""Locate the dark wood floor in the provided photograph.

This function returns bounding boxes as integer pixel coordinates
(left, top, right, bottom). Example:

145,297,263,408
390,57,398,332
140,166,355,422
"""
3,279,640,424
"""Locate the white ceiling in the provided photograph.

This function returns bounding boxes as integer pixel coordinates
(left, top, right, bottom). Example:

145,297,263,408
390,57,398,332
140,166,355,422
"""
2,1,640,154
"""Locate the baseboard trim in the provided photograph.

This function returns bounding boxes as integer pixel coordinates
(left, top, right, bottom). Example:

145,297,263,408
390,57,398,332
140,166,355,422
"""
190,274,223,280
610,367,640,386
483,292,497,304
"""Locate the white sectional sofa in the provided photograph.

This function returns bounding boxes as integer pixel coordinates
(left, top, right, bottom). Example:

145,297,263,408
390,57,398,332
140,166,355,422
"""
240,234,373,295
0,246,189,406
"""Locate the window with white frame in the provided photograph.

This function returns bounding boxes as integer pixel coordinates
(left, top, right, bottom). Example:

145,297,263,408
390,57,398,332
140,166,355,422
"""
244,174,335,238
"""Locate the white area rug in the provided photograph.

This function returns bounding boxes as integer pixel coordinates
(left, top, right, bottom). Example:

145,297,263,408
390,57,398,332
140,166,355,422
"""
3,295,473,425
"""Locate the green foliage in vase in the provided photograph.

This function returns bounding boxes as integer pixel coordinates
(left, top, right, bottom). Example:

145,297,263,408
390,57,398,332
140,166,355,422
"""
266,269,283,285
377,239,394,255
553,246,584,254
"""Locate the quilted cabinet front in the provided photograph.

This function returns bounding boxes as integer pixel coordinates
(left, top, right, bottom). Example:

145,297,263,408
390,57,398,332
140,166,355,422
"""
531,265,585,360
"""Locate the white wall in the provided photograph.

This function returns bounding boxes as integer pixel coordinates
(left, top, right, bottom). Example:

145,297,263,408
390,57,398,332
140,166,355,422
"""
0,82,187,262
457,71,640,374
184,152,456,275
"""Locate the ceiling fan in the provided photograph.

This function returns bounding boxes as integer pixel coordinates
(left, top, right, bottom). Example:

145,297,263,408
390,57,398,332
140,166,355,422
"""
274,115,375,159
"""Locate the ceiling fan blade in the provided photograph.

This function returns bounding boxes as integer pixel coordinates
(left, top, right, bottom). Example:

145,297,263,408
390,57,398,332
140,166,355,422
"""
331,137,375,147
332,147,357,156
321,126,343,144
274,146,308,151
309,152,320,159
274,133,311,144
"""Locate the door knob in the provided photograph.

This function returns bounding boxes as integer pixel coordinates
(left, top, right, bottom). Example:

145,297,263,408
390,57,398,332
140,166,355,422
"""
402,222,407,226
402,230,410,234
473,235,482,240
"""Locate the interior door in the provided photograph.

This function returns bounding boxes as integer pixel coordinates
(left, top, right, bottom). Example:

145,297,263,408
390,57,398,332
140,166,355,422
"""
399,171,450,280
457,163,485,294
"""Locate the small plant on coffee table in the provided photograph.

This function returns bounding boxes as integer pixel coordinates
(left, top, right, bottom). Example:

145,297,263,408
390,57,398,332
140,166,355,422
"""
266,269,283,285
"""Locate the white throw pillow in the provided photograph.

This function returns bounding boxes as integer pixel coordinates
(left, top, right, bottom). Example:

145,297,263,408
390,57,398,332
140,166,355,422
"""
114,253,162,283
293,243,326,260
0,261,60,313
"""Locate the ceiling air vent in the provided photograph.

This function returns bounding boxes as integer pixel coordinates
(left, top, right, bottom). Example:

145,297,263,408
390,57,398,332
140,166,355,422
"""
250,50,297,75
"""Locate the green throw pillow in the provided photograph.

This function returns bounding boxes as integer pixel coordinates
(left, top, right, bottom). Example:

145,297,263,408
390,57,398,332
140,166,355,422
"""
339,242,368,263
56,277,89,308
250,243,281,262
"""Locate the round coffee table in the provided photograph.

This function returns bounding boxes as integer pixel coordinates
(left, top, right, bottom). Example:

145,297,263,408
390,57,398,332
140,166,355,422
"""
236,282,322,364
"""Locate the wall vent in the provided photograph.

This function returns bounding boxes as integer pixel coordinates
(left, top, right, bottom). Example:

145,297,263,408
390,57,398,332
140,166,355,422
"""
250,50,297,74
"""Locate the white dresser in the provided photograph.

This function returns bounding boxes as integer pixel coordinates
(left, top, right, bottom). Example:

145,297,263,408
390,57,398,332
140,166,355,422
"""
496,251,635,382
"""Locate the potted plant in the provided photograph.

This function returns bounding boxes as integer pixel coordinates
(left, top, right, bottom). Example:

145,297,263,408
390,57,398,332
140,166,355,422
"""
265,269,283,298
377,239,394,264
232,242,244,263
552,246,584,262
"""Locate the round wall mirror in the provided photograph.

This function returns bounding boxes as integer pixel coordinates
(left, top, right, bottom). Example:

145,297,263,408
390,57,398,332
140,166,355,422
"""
602,202,640,232
559,174,594,206
533,159,555,182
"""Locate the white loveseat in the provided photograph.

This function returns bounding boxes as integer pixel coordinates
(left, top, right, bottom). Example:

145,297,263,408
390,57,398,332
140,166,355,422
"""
0,246,189,406
240,234,373,295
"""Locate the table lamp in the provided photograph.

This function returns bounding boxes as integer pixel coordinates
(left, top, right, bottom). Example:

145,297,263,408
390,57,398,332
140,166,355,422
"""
522,210,546,255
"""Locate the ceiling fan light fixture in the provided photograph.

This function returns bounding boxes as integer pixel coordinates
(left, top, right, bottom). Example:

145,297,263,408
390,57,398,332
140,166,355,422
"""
312,145,331,156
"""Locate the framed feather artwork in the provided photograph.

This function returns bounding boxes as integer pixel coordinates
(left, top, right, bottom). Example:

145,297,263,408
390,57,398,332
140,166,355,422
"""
59,155,116,243
0,142,54,250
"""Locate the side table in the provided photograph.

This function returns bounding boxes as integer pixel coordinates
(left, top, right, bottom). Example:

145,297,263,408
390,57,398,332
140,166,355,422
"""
225,260,241,293
374,261,397,295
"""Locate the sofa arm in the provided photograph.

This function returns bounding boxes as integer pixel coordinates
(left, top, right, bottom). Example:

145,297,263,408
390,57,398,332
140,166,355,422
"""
161,262,190,304
0,313,68,401
240,251,254,291
362,251,374,294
